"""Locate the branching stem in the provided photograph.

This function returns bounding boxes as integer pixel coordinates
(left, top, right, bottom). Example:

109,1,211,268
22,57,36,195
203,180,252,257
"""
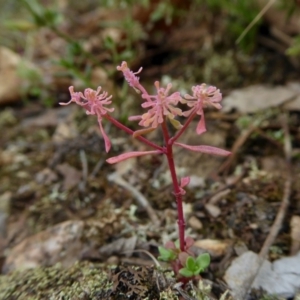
105,114,164,152
161,119,185,251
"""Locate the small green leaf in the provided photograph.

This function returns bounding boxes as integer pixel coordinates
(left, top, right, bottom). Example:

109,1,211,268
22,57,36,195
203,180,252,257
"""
194,266,203,275
103,36,115,50
186,256,196,270
158,246,169,257
196,253,210,271
158,246,176,261
169,117,183,130
174,240,180,249
179,268,193,278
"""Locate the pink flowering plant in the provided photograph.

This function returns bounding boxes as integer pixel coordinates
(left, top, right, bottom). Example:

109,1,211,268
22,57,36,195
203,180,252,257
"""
60,61,230,281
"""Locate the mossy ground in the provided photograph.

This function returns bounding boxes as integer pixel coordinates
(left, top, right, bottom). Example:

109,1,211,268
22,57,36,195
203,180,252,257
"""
0,261,111,300
0,261,183,300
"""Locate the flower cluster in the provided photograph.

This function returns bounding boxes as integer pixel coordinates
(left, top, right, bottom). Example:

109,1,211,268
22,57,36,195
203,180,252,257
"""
116,61,143,91
60,86,114,152
129,81,183,129
60,62,229,186
183,84,222,134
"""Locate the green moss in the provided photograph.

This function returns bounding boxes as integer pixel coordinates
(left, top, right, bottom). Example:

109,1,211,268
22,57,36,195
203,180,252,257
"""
0,261,111,300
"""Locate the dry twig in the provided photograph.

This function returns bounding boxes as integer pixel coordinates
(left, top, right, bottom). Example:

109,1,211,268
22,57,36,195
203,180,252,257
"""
108,172,160,225
259,112,292,258
236,0,276,45
90,158,105,178
217,124,258,175
79,149,88,192
217,107,292,175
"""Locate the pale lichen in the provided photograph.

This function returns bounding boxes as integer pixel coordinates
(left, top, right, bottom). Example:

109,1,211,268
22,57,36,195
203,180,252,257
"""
0,261,111,299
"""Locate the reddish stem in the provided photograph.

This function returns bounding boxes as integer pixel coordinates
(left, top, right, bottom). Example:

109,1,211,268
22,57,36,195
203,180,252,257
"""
105,114,164,152
161,120,185,251
169,111,196,145
106,112,187,251
135,83,152,102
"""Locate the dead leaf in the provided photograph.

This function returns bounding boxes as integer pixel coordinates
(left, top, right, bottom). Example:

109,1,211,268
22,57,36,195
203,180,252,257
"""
115,158,137,177
21,107,75,129
98,236,138,258
283,82,300,111
35,168,58,185
261,156,287,177
208,189,231,205
52,122,78,143
188,216,203,230
194,239,230,258
205,203,221,218
223,84,299,113
56,163,81,190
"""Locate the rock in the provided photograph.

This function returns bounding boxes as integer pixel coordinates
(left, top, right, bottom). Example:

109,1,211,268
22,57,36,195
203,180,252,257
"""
3,221,85,274
0,46,40,105
2,220,108,274
252,251,300,299
224,250,300,299
224,251,263,300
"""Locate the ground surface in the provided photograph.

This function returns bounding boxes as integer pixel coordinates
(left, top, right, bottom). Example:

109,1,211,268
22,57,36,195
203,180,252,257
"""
0,1,300,299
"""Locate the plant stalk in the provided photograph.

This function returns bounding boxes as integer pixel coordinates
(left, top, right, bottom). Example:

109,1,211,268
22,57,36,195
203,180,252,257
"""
105,114,164,152
169,111,197,145
161,120,185,251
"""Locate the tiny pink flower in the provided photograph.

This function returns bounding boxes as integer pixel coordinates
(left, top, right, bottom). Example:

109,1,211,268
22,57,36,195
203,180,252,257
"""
60,86,114,153
116,61,142,90
182,84,222,135
184,84,222,111
131,81,183,129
